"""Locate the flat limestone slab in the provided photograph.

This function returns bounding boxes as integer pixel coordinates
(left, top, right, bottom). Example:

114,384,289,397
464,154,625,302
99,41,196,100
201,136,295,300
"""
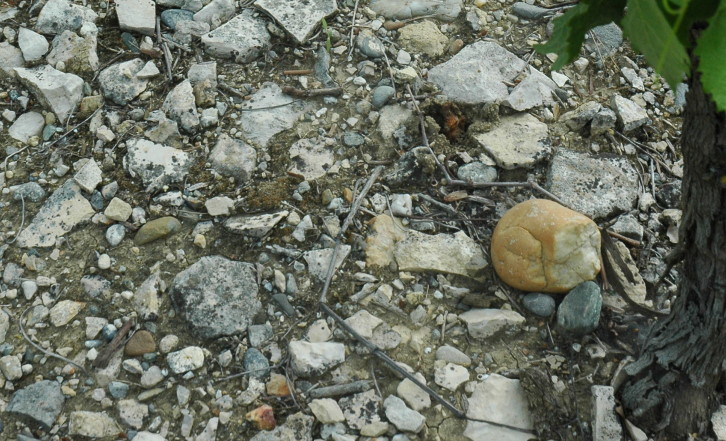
254,0,338,44
16,180,95,248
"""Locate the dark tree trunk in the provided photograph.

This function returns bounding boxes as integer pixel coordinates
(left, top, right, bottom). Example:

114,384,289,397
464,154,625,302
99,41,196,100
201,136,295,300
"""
621,61,726,437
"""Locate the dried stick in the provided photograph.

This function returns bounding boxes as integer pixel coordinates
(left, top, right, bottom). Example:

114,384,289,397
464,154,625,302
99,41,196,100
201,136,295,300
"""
283,69,313,76
92,318,135,368
307,380,372,399
157,17,173,83
17,306,88,375
281,86,343,98
319,165,384,304
348,0,361,57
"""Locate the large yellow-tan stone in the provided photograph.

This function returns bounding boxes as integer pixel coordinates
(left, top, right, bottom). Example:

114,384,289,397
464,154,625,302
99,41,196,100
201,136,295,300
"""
491,199,601,293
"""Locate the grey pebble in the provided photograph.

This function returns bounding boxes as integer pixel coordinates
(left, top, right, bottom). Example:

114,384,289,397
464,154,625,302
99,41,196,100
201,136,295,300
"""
243,348,270,379
522,293,556,317
11,182,45,202
106,224,126,246
372,85,395,109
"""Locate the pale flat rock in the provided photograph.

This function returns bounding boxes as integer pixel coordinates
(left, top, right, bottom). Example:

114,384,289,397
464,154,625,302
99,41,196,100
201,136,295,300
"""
116,0,156,35
369,0,462,21
16,180,95,248
49,300,85,326
254,0,338,44
612,94,650,132
473,113,550,170
393,229,487,279
340,389,382,430
547,148,639,219
98,59,152,105
711,405,726,441
167,346,205,373
303,246,352,281
384,395,425,433
36,0,98,35
434,363,469,391
46,30,99,74
602,240,647,309
123,138,192,192
193,0,235,27
344,310,383,339
0,42,25,80
73,158,102,193
592,385,623,441
309,398,345,424
397,375,431,411
365,215,407,267
289,137,336,180
428,41,526,104
69,412,120,437
398,20,448,57
224,211,289,237
205,196,234,216
161,79,199,133
8,111,44,143
208,133,257,181
459,309,525,339
15,65,83,123
503,67,557,111
18,28,49,62
201,10,270,63
464,374,534,441
289,340,345,377
238,83,309,147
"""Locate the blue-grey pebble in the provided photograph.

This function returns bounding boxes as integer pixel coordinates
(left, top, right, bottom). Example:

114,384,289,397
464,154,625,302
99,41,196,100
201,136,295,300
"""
102,181,119,200
522,293,556,317
6,380,64,430
42,125,56,141
556,281,602,335
457,162,498,184
243,348,270,379
108,381,130,399
90,191,104,211
248,323,273,348
12,182,45,202
343,131,365,147
511,2,553,19
272,293,295,317
101,324,118,341
357,33,385,58
371,85,395,109
161,9,194,30
106,224,126,246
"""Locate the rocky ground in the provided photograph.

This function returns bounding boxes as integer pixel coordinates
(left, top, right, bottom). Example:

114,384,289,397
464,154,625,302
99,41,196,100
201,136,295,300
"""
0,0,692,440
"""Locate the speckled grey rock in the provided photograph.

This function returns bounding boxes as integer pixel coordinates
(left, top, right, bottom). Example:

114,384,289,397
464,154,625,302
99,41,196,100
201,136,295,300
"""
557,281,602,335
356,30,386,58
123,138,192,191
243,348,270,378
521,293,556,317
369,0,462,21
98,59,153,105
35,0,98,35
46,29,100,75
193,0,235,27
611,95,650,132
372,85,395,109
238,82,309,148
7,380,65,430
457,162,497,184
14,65,83,123
170,256,261,339
428,41,526,104
610,214,644,242
384,395,425,433
289,340,345,377
547,148,639,219
0,42,26,80
161,9,194,29
15,180,95,248
162,79,199,133
208,134,257,182
10,182,45,202
473,113,550,170
584,23,623,57
201,10,271,63
254,0,338,44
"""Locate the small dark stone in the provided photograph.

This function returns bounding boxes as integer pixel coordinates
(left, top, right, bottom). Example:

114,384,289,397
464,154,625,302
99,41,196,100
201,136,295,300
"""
342,131,365,147
556,281,602,335
657,181,681,208
90,191,105,211
272,293,295,317
371,85,395,109
522,293,556,318
243,348,270,379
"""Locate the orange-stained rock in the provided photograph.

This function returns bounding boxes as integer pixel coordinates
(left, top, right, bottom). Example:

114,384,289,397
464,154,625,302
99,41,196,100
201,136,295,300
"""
246,404,276,430
491,199,601,293
266,373,291,397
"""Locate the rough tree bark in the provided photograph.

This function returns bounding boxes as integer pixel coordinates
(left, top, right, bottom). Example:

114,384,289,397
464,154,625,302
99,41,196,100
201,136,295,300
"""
621,56,726,437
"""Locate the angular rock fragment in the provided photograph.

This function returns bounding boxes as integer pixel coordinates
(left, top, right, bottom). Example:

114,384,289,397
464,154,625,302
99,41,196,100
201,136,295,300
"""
98,59,155,105
7,380,64,430
238,82,309,148
15,65,83,123
36,0,98,35
46,29,100,74
369,0,462,21
254,0,338,43
490,199,601,293
123,138,192,191
16,180,95,248
464,374,534,441
289,341,345,376
116,0,156,35
547,148,639,219
224,211,289,238
201,10,271,63
472,113,550,169
459,309,526,339
162,79,199,133
169,256,261,339
209,134,257,182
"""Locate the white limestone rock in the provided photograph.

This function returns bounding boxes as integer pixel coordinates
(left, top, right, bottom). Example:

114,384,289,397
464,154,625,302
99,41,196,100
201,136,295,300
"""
8,111,45,143
14,65,83,123
116,0,156,35
18,28,49,62
36,0,98,35
459,309,526,339
473,113,550,170
201,10,271,63
254,0,338,44
123,138,192,192
464,374,534,441
289,340,345,376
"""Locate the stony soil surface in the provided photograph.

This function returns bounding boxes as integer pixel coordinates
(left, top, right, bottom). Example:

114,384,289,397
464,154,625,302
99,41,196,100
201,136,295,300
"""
0,0,686,440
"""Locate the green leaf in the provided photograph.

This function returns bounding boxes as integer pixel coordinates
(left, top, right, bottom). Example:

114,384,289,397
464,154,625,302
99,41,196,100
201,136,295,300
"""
622,0,690,89
694,4,726,113
534,0,626,71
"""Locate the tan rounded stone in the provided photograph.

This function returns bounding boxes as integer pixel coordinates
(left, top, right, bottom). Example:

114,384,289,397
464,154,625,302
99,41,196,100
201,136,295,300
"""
491,199,601,293
125,330,156,356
